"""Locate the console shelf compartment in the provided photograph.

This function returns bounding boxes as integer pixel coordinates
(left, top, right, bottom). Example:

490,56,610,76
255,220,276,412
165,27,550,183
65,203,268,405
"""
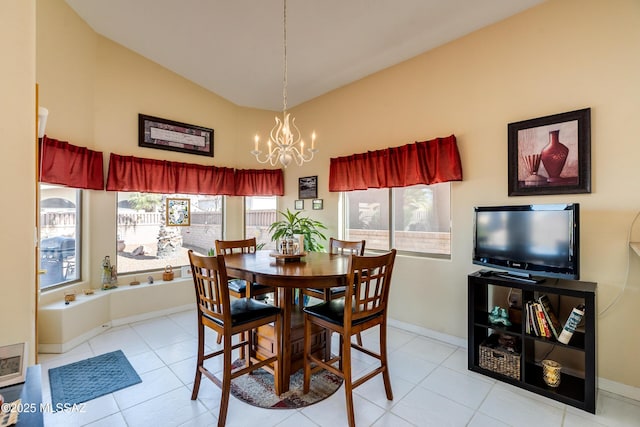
467,271,597,413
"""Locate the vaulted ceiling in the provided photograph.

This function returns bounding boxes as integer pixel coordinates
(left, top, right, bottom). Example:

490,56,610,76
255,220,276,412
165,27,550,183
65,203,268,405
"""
65,0,544,110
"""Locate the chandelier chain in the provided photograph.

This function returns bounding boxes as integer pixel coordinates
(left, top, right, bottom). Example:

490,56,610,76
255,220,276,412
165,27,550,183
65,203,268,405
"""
282,0,288,112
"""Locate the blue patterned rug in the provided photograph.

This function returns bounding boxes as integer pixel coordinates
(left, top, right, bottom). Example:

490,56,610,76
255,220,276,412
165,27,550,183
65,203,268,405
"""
49,350,141,408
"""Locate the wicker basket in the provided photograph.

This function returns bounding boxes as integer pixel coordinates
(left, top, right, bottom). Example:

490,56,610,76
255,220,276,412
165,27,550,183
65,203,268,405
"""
479,334,521,380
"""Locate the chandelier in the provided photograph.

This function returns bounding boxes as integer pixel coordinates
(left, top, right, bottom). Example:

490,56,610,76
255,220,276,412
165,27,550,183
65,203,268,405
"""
251,0,317,168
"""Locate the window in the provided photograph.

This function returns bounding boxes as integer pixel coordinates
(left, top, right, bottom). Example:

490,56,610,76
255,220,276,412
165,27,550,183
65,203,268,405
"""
40,184,81,290
117,193,223,274
344,183,451,256
245,196,277,251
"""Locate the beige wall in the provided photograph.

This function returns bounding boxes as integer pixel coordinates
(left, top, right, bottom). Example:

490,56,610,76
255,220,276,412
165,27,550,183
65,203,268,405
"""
285,0,640,389
30,0,640,390
0,0,37,363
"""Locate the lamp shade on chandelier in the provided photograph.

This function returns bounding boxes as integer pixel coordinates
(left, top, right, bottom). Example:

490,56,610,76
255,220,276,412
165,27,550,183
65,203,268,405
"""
251,0,317,168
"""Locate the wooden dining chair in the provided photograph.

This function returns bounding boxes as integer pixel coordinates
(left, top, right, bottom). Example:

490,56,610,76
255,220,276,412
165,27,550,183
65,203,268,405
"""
215,238,276,300
188,250,282,427
300,238,365,303
300,238,366,348
303,249,397,427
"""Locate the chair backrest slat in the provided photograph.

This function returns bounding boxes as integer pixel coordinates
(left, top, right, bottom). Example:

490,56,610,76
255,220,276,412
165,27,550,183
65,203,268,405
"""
188,250,230,326
345,250,396,323
215,238,257,255
329,237,365,256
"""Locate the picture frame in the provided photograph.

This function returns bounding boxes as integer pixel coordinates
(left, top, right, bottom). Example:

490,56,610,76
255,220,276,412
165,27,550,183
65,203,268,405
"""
298,176,318,199
508,108,591,196
166,198,191,226
0,342,27,388
312,199,323,210
294,200,304,210
139,114,214,157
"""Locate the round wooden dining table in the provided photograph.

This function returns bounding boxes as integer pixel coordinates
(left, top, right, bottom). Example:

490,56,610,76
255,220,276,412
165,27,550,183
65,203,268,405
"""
222,250,350,393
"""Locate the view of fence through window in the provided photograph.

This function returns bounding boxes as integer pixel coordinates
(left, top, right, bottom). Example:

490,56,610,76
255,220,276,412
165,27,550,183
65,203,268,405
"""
117,193,223,274
40,184,81,289
345,183,451,255
245,196,277,251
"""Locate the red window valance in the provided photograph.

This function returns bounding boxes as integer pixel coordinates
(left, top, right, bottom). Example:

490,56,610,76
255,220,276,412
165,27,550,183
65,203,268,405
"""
234,169,284,196
106,153,235,195
329,135,463,192
40,136,104,190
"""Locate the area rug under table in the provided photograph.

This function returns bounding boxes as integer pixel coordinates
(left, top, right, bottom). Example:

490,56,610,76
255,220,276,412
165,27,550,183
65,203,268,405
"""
48,350,141,408
230,362,342,409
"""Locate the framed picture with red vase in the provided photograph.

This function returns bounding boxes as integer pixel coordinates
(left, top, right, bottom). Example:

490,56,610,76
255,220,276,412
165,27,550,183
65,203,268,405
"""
508,108,591,196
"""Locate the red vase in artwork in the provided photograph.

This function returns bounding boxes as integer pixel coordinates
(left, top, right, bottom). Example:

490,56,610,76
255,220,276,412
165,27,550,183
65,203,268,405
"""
540,130,569,183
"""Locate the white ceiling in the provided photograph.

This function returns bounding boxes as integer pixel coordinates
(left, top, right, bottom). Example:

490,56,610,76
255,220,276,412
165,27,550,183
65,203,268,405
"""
65,0,544,111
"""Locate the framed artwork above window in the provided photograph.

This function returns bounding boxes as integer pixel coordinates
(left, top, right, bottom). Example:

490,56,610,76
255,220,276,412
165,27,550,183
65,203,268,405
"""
138,114,214,157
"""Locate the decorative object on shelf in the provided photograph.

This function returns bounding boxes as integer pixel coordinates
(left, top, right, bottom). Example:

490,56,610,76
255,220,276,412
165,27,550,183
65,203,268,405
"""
558,304,585,344
83,288,94,295
138,114,213,157
163,265,175,281
508,108,591,196
268,208,327,252
101,256,118,290
298,176,318,199
294,199,304,210
147,275,154,284
0,342,27,388
64,291,76,304
250,0,317,168
488,306,512,326
542,359,562,387
129,279,140,286
312,199,323,210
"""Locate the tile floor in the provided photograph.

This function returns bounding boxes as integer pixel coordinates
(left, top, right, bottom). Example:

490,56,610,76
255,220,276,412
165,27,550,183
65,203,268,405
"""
38,309,640,426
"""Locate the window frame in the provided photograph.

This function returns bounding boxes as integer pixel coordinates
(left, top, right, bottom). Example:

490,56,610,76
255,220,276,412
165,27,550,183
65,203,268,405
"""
341,183,451,259
39,185,82,291
116,192,224,275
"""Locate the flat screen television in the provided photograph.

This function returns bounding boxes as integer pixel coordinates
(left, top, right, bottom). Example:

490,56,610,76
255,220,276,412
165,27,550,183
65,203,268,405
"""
472,203,579,282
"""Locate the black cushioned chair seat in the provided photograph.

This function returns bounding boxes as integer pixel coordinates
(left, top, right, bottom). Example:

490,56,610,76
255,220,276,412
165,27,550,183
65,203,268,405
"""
227,279,272,294
303,299,380,326
205,298,280,327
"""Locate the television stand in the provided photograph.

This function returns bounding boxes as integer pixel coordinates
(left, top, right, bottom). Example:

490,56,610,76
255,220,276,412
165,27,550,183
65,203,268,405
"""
467,271,597,413
493,272,545,284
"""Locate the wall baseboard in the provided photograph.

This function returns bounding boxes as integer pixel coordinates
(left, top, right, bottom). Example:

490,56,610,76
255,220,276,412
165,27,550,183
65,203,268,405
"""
110,303,194,327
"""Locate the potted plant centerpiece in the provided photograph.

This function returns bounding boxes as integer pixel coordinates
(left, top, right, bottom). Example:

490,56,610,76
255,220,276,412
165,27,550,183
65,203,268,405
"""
268,209,327,253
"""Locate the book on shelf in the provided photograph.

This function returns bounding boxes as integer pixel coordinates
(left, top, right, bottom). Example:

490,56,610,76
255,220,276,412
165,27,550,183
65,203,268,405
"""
537,294,562,340
525,301,540,336
558,304,585,344
534,302,551,338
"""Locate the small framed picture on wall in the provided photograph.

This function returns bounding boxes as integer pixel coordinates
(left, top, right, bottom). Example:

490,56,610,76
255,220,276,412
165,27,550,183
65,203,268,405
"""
312,199,323,210
298,176,318,199
294,200,304,210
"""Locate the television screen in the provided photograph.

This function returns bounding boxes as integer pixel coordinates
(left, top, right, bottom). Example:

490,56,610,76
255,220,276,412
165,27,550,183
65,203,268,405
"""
473,203,579,280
